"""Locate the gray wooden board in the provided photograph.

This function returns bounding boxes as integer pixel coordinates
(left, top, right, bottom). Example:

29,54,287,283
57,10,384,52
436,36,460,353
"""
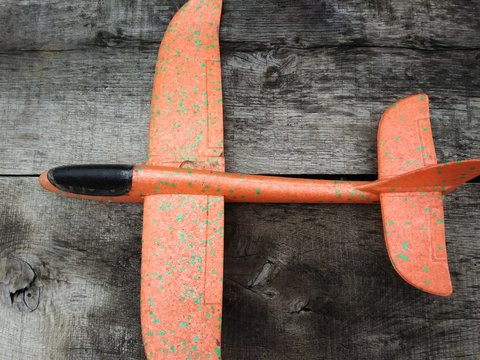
1,0,480,359
1,47,479,175
0,0,479,51
0,179,479,359
0,0,480,175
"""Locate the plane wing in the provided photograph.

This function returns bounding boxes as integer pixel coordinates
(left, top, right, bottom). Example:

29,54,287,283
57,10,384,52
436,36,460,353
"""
142,194,224,358
146,0,224,170
141,0,225,358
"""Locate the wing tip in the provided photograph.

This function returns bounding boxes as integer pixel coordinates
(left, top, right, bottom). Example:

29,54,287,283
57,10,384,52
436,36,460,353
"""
378,93,430,139
386,242,453,297
389,256,453,297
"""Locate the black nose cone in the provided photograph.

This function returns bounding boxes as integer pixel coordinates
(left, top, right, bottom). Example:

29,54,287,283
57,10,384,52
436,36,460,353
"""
47,165,134,196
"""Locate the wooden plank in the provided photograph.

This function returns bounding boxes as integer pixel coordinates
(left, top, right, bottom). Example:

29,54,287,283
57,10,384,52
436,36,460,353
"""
0,178,145,359
1,0,479,51
222,186,480,359
1,47,479,175
1,1,479,360
0,178,479,359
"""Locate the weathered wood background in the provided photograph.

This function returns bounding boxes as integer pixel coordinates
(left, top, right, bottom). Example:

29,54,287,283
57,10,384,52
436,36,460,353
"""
0,0,479,359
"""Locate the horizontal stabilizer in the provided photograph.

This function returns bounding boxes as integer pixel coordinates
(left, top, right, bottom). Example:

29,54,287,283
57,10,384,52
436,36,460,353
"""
380,191,452,296
373,93,480,296
377,94,437,179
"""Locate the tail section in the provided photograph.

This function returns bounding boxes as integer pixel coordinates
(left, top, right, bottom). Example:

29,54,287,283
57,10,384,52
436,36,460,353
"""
364,94,480,296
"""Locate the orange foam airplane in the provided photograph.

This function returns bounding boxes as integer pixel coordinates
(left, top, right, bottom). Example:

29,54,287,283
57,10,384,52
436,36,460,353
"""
39,0,480,358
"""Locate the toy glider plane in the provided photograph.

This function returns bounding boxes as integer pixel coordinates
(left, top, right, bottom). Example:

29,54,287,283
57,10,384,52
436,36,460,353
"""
39,0,480,358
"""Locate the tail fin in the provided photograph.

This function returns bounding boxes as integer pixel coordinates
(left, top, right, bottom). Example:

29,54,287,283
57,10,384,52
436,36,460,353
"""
361,160,480,195
361,94,480,296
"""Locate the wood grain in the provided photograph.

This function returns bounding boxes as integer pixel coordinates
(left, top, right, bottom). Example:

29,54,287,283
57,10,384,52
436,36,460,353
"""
1,46,479,174
0,0,479,51
0,178,144,359
0,179,479,359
